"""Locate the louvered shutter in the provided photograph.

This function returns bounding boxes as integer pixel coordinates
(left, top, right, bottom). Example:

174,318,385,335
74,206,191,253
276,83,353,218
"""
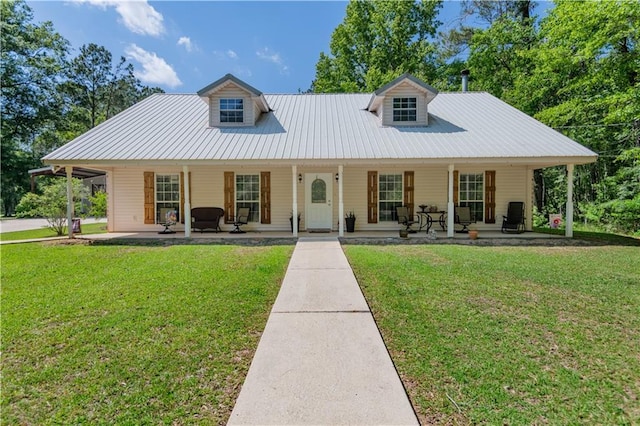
144,172,155,224
261,171,271,224
485,170,496,223
453,170,459,205
367,171,378,223
404,171,415,217
224,172,235,223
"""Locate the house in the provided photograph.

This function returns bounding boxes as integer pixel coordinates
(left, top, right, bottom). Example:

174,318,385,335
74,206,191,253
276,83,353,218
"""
43,73,597,238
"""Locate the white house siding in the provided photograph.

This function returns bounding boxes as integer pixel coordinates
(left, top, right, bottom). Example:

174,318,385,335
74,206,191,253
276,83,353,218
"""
382,82,429,127
208,85,256,127
108,164,531,233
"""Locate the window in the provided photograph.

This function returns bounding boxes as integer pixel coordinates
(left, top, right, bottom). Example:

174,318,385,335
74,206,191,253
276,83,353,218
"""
236,174,259,222
459,173,483,221
220,98,243,123
379,174,403,221
156,174,180,223
393,97,417,122
311,178,326,203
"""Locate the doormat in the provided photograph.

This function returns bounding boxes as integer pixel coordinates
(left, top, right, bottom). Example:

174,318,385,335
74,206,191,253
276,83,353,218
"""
307,229,331,233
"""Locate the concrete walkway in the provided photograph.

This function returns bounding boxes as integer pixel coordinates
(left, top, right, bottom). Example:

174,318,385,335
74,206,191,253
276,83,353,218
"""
228,237,418,425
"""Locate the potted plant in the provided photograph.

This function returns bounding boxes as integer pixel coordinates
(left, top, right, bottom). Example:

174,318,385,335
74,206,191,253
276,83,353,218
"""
468,224,478,240
290,211,301,232
345,211,356,232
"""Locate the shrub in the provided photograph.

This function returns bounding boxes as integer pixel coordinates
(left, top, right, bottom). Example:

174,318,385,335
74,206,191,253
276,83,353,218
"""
89,190,107,218
15,193,41,218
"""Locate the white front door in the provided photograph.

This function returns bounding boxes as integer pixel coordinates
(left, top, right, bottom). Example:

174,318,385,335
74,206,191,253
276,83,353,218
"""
305,173,333,230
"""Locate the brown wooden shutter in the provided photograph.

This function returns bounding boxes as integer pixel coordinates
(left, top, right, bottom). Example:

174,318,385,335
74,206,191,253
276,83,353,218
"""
367,171,378,223
485,170,496,223
179,172,192,224
224,171,235,223
453,170,459,205
404,171,415,217
144,171,155,224
260,171,271,224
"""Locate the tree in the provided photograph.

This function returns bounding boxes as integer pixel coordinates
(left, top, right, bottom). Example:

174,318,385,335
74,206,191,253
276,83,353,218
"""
26,178,89,236
1,0,68,215
312,0,443,93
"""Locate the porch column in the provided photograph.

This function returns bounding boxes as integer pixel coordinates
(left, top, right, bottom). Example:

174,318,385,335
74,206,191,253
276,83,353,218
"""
447,164,455,238
526,167,534,231
292,165,298,237
183,165,191,238
106,171,114,232
66,166,74,239
566,164,574,238
338,165,344,237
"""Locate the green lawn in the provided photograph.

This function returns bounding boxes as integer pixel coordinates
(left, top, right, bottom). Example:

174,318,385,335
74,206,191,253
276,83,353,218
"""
0,222,108,241
344,245,640,425
2,242,293,424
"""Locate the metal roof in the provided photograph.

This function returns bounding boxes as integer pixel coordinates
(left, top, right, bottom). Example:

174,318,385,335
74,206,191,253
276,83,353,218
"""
44,91,597,167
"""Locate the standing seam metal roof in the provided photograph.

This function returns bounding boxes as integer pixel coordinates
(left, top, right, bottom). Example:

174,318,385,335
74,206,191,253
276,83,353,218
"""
44,91,597,164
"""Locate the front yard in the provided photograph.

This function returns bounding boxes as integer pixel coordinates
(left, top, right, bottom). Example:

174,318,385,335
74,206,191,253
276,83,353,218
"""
344,244,640,425
1,242,292,424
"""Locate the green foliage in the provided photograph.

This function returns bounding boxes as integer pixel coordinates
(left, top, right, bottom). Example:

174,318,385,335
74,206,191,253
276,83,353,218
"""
24,179,90,236
89,190,108,218
312,0,442,93
15,192,41,218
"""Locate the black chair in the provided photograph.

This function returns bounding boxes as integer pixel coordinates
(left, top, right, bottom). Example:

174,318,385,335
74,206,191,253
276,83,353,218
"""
229,207,250,234
455,206,474,233
396,206,417,233
502,202,525,233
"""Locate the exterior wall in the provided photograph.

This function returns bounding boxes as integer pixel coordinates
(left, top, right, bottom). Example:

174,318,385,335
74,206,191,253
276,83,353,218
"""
208,84,256,127
382,82,429,126
109,164,531,233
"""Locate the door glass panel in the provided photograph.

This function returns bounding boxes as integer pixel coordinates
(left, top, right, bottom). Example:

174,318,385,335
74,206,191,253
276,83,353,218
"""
311,178,326,203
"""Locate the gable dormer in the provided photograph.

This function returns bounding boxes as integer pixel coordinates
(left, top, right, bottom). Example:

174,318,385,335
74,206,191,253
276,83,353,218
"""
197,74,270,127
366,73,438,127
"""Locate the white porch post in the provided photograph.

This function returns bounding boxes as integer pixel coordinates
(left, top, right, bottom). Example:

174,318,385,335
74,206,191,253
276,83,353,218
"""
447,164,455,238
566,164,574,237
66,166,74,239
292,165,298,237
526,167,534,231
106,171,114,232
183,165,191,238
338,165,344,237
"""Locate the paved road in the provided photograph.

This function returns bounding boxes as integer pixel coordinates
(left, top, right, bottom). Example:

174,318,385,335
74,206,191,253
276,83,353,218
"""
0,218,106,233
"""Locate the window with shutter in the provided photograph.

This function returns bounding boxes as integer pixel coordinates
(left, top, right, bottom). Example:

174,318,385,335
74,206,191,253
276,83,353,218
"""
367,171,378,223
485,170,496,223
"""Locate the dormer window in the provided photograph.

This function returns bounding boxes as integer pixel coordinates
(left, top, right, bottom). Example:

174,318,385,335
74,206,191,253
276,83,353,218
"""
393,97,417,122
220,98,244,123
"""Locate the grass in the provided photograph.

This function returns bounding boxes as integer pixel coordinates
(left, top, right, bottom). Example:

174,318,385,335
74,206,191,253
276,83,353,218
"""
344,245,640,425
534,226,640,246
1,241,293,424
0,222,108,241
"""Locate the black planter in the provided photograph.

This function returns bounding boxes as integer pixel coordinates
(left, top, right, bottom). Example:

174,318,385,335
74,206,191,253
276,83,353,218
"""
345,217,356,232
290,217,301,232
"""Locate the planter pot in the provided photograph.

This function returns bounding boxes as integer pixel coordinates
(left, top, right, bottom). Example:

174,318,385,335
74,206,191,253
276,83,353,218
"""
399,229,409,238
290,217,301,232
468,230,478,240
345,217,356,233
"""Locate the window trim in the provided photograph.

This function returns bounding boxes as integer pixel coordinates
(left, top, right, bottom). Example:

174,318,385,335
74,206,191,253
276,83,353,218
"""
235,173,260,222
378,173,403,222
459,172,484,222
155,173,180,224
392,97,417,122
220,98,244,123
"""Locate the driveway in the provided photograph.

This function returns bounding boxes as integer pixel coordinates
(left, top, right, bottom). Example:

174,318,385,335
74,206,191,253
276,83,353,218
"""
0,218,106,233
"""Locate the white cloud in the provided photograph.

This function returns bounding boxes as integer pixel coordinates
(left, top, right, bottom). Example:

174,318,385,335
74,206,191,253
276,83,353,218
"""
125,44,182,88
74,0,164,36
177,36,194,52
227,50,238,59
256,47,289,75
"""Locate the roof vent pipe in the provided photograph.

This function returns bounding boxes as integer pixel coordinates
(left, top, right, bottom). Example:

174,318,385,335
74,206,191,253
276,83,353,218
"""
461,69,470,92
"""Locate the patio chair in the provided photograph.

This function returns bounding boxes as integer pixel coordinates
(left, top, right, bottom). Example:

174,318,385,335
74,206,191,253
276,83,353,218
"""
396,206,417,233
229,207,250,234
454,206,474,233
502,201,525,233
158,208,177,234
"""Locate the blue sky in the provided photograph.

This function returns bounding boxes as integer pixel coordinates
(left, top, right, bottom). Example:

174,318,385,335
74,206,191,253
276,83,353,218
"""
28,1,549,94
